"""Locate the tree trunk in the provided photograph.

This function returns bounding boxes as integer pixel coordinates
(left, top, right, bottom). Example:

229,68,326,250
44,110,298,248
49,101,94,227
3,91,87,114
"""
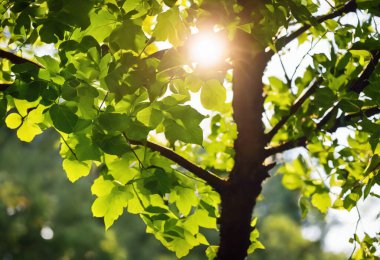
217,181,262,260
216,29,271,259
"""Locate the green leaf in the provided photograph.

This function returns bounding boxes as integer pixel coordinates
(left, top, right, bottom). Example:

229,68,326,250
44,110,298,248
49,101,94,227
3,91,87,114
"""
153,7,187,46
92,175,115,197
248,230,265,254
81,8,116,42
164,118,203,145
11,105,46,142
122,0,150,18
185,74,203,93
109,20,147,53
282,173,303,190
169,187,198,216
74,134,102,161
16,118,42,142
311,192,331,214
163,105,205,145
170,238,194,258
35,55,60,74
98,113,131,132
163,0,177,7
363,154,380,175
91,176,133,229
49,104,79,134
206,246,219,260
62,159,92,183
200,80,226,112
190,209,217,229
299,196,310,219
93,129,131,156
107,155,140,185
136,106,164,128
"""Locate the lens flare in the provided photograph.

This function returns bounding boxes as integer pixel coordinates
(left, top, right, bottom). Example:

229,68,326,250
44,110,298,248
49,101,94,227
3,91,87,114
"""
188,32,227,68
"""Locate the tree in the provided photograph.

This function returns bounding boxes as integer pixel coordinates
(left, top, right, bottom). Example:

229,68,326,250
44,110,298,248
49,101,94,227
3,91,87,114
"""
1,0,380,259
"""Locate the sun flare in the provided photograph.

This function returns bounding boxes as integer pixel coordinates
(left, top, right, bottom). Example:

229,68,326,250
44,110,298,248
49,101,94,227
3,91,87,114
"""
188,31,227,68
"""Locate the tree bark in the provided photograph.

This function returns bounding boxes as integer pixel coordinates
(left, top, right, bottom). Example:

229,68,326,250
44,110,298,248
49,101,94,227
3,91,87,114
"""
216,29,271,259
217,181,263,260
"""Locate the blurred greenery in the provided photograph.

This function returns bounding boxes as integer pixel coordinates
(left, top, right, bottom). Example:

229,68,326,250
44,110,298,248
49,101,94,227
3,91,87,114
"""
0,129,345,259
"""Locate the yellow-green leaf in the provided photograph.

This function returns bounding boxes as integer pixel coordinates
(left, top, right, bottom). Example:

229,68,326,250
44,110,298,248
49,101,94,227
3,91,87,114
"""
311,192,331,214
201,79,226,112
62,159,92,182
153,8,187,46
206,245,219,260
5,113,22,129
17,120,42,142
107,156,140,185
91,186,133,229
91,176,114,197
170,187,198,216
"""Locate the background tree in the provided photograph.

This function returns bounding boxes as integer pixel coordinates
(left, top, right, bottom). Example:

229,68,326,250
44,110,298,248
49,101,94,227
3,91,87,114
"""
1,0,380,259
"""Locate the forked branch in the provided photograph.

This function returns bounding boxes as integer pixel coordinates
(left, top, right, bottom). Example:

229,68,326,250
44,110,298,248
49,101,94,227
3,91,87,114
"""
266,77,323,142
267,106,380,155
266,47,380,156
127,136,227,192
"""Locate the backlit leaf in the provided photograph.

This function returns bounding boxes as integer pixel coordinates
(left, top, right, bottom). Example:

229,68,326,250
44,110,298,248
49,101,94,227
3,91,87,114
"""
201,80,226,112
62,159,92,183
311,192,331,214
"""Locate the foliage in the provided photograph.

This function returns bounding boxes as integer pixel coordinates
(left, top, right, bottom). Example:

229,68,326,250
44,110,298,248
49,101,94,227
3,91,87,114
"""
0,129,345,260
1,0,380,259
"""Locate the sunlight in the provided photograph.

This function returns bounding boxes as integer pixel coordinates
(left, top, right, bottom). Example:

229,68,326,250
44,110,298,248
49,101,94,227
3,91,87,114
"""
188,31,227,68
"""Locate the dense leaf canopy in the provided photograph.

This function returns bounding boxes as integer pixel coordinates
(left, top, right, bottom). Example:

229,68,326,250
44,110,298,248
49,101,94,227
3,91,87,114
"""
1,0,380,259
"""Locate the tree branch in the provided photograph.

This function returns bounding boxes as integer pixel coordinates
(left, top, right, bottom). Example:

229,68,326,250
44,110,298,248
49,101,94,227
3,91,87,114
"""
266,47,380,155
266,136,307,155
329,106,380,132
0,49,45,92
266,77,323,142
349,50,380,93
127,138,227,192
0,49,42,68
0,83,12,92
274,0,357,52
266,106,380,155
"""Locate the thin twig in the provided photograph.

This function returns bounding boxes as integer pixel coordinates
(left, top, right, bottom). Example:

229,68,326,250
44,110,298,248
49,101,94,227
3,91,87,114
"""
274,0,357,52
132,182,146,210
348,206,362,259
266,77,323,142
122,133,145,169
57,131,78,160
278,51,292,86
173,167,207,184
290,32,327,81
97,92,108,115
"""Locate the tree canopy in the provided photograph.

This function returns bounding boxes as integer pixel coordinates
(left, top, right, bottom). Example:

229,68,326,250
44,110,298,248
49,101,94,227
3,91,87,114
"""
1,0,380,259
